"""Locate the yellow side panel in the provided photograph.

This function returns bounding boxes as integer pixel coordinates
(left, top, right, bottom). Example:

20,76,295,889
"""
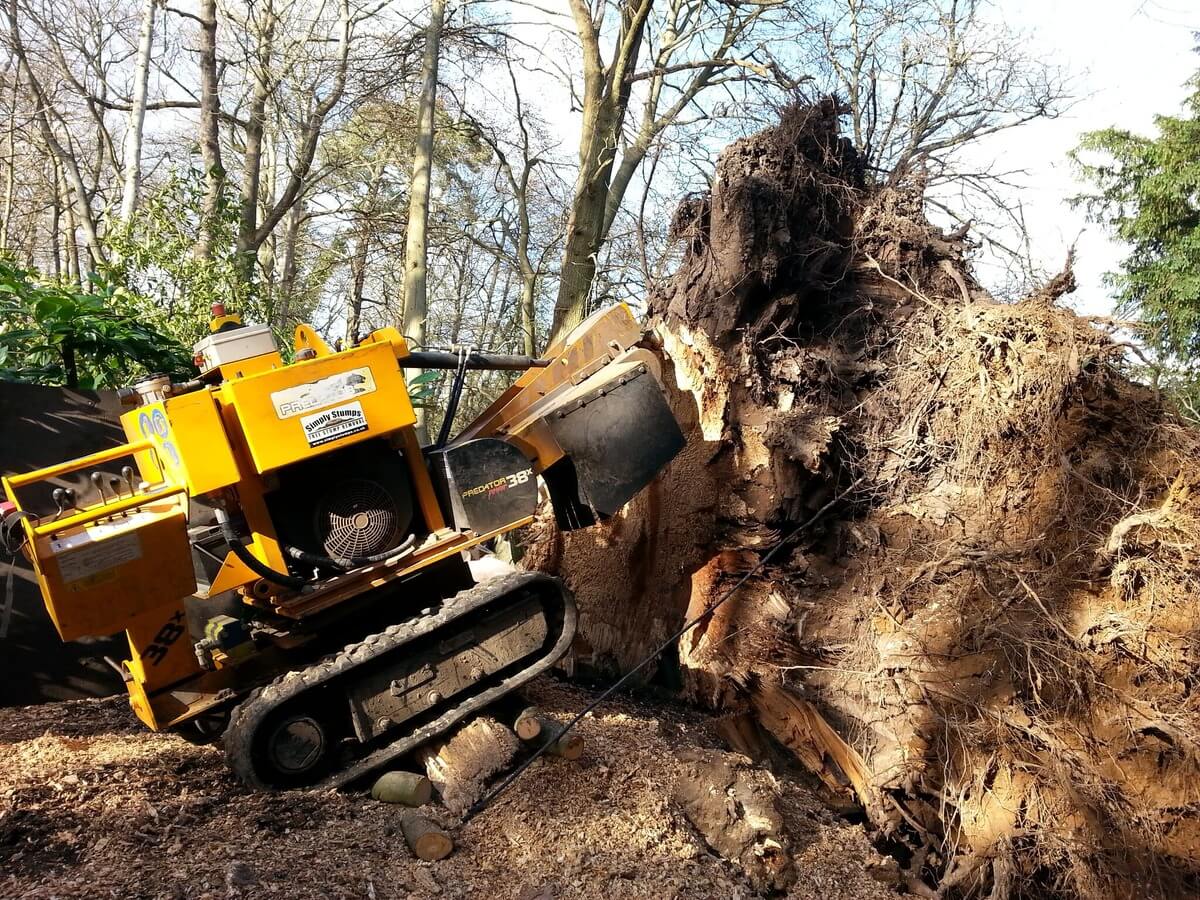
121,390,240,496
220,342,416,473
30,496,197,641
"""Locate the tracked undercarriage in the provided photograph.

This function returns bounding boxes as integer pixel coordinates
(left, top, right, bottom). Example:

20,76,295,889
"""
225,572,575,790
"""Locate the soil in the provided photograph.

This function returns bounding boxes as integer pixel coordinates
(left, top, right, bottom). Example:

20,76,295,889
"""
0,678,902,899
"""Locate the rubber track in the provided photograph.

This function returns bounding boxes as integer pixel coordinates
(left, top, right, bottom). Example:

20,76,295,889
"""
224,571,576,791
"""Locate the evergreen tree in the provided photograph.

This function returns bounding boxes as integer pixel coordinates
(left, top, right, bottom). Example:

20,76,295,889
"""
1073,67,1200,375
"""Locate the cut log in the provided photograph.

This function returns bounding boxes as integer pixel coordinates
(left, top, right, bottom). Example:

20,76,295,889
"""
513,711,583,760
400,812,453,861
673,750,795,893
416,716,519,816
370,770,433,807
513,706,542,740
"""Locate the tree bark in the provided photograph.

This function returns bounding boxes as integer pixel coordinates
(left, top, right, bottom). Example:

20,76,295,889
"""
275,202,303,327
119,0,157,222
548,0,653,347
415,716,517,816
370,770,433,806
235,0,275,282
1,69,18,250
401,0,445,435
346,224,371,346
194,0,224,261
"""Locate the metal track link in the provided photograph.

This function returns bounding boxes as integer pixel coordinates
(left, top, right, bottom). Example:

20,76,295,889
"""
224,571,575,791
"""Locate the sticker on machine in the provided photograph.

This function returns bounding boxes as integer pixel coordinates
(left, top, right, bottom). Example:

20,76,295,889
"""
300,401,368,447
49,530,142,585
271,366,376,419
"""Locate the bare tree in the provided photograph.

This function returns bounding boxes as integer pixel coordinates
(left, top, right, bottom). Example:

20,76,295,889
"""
118,0,156,221
793,0,1071,280
195,0,224,260
4,0,106,266
401,0,447,353
548,0,780,346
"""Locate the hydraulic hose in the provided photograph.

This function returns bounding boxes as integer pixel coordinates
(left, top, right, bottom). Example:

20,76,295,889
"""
214,509,308,590
283,532,417,571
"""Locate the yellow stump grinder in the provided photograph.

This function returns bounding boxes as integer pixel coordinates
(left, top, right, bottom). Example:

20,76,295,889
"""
0,304,683,790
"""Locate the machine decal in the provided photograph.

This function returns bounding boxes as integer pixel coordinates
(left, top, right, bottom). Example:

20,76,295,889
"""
50,529,143,585
300,401,369,447
143,610,186,665
462,467,532,499
271,367,377,419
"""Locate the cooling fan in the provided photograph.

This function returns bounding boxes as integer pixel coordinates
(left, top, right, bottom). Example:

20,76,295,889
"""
313,477,404,559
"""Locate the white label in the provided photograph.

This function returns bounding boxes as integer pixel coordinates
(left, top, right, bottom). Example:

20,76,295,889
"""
50,530,143,584
301,401,368,447
271,367,376,419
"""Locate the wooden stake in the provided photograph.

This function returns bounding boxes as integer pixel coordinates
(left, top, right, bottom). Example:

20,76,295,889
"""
400,812,453,861
370,770,433,807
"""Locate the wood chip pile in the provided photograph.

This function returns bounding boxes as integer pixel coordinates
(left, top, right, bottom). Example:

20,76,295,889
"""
0,678,899,899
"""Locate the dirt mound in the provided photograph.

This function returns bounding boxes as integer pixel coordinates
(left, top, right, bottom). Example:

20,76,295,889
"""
0,679,897,899
532,101,1200,898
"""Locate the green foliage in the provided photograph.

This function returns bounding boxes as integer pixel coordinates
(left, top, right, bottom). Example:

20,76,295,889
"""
104,166,262,346
0,260,191,390
1072,75,1200,361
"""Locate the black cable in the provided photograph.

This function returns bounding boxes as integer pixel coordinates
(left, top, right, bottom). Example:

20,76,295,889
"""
460,475,866,825
215,510,308,590
434,345,472,450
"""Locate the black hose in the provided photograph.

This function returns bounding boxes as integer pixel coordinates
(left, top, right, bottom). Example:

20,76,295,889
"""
283,532,416,571
434,346,471,450
401,349,550,371
215,510,308,590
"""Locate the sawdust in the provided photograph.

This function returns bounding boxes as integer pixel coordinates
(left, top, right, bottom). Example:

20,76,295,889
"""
0,678,900,899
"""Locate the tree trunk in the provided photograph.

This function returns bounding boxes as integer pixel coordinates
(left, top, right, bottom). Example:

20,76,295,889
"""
519,271,537,356
401,0,445,435
345,223,370,346
235,5,274,283
415,716,517,816
275,202,303,327
548,0,652,347
61,339,78,389
8,0,104,269
47,157,61,277
194,0,224,261
119,0,156,223
1,70,18,250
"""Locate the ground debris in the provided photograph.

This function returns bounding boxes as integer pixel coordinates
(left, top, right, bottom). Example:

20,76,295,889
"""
0,680,897,899
673,749,795,893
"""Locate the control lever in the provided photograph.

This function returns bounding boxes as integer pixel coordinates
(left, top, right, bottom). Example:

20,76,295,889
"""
90,472,109,517
50,487,76,520
121,466,137,500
